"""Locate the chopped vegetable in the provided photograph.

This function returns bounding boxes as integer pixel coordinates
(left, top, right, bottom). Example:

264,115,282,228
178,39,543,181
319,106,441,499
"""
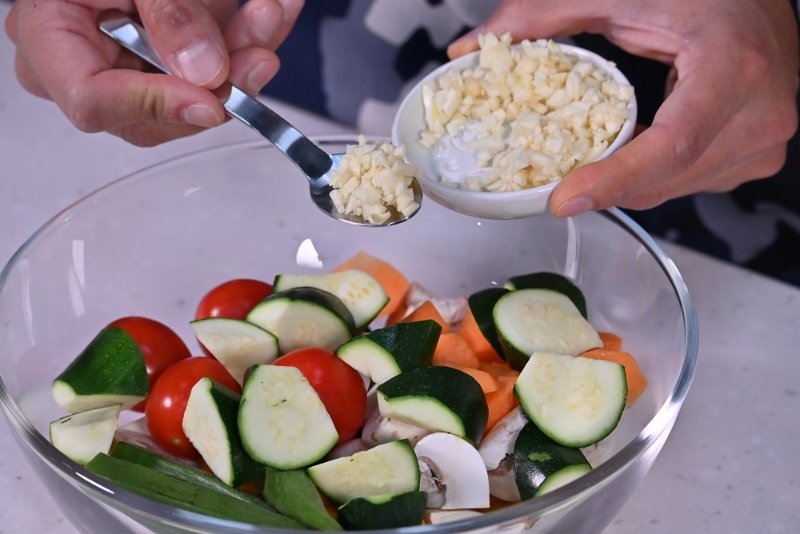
581,348,648,407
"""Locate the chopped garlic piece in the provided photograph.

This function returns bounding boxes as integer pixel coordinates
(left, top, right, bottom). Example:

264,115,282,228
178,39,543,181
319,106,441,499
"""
329,136,421,225
421,33,634,191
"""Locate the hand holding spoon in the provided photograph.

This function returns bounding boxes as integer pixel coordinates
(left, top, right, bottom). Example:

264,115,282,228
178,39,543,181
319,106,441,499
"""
98,12,422,227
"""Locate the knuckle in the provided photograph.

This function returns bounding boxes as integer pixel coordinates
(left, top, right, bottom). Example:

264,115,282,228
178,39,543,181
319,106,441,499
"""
146,0,196,30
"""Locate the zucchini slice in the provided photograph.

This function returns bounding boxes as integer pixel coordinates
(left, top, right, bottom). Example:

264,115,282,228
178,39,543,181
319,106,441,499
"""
504,272,588,319
52,326,149,413
493,288,602,370
246,287,355,354
515,352,627,447
377,366,488,445
514,421,592,499
307,440,420,504
273,270,389,329
190,317,280,385
336,320,441,384
467,287,509,360
338,491,427,530
182,377,264,487
262,466,343,531
49,404,121,465
238,365,338,469
110,441,267,507
85,454,305,529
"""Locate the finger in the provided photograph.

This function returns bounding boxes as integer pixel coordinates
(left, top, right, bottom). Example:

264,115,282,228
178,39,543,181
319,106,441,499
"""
447,0,608,58
13,53,51,100
10,1,225,131
227,46,280,95
265,0,304,50
135,0,230,88
550,64,735,216
109,122,206,147
224,0,285,51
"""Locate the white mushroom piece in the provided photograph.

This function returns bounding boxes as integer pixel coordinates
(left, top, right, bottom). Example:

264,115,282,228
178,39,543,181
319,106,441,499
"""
477,406,529,503
414,432,490,510
361,408,431,448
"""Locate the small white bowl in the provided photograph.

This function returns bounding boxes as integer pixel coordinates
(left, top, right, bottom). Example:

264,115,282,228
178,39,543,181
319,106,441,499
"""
392,42,638,220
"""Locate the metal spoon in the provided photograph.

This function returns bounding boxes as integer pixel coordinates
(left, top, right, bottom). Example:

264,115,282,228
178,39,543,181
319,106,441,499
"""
97,12,421,227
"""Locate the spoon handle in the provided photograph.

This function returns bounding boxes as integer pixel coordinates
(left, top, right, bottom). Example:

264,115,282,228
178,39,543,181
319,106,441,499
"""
98,12,333,181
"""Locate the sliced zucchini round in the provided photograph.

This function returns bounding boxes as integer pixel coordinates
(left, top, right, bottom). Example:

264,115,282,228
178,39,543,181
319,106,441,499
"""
337,320,441,384
190,317,279,385
337,490,427,530
514,421,592,499
493,288,602,370
307,440,420,504
504,272,588,319
52,326,149,413
238,365,339,469
515,352,627,447
377,366,488,445
467,287,509,360
49,403,122,465
245,287,355,354
182,377,264,487
273,269,389,329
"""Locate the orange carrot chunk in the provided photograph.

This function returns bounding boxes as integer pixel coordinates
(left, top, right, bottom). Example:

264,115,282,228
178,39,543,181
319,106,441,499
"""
332,251,409,318
397,301,451,334
484,375,517,435
598,332,624,351
444,364,500,394
458,308,504,363
432,332,479,368
478,361,520,380
581,348,648,408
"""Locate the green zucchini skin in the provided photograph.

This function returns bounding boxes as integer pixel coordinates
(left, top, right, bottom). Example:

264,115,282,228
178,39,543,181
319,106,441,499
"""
52,326,149,411
338,491,427,530
246,287,356,354
261,466,343,531
273,270,389,330
467,287,509,360
504,272,588,319
377,366,488,444
182,378,265,488
337,320,441,383
110,441,268,508
306,440,420,505
513,422,592,500
85,454,305,529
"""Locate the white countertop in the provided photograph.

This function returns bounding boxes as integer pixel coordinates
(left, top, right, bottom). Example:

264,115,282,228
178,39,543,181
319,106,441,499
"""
1,3,799,532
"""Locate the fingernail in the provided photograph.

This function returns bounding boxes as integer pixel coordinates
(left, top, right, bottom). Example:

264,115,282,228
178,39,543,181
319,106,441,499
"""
246,61,273,94
174,40,224,86
447,26,482,58
183,104,220,127
555,197,594,218
252,5,282,43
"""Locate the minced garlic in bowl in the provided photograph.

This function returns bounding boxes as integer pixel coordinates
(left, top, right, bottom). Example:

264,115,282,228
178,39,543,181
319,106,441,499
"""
392,33,637,219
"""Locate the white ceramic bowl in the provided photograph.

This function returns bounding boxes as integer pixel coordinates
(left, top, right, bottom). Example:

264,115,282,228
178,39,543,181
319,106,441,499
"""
0,138,695,534
392,42,637,219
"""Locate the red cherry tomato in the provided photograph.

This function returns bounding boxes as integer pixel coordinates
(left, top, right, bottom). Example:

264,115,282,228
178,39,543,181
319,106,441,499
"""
108,316,192,411
195,279,273,321
273,348,367,443
145,357,241,459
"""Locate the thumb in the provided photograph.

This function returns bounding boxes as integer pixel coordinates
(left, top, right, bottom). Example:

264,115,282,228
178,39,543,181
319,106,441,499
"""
448,0,606,58
135,0,230,89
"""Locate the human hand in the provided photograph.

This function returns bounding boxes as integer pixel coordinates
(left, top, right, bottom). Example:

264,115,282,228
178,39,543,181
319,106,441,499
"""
448,0,800,217
5,0,303,146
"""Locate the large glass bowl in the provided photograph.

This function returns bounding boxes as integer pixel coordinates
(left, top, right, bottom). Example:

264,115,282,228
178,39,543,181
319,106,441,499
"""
0,137,697,534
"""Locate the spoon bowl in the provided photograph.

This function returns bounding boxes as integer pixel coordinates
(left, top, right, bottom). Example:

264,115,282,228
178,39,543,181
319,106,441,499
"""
98,12,421,227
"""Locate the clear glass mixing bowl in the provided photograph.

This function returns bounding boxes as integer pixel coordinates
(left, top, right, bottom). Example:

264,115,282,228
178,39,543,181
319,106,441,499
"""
0,137,697,533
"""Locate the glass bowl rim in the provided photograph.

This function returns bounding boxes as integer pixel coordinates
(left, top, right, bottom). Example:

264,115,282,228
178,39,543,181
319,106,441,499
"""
0,136,698,533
